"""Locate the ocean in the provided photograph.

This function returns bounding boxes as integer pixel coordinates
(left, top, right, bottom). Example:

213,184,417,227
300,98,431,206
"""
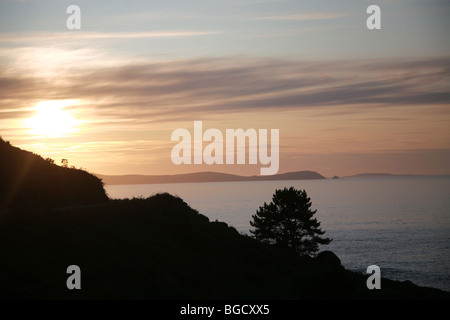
105,176,450,292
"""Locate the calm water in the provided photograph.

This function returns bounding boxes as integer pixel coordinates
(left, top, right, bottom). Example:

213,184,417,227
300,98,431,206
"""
105,176,450,292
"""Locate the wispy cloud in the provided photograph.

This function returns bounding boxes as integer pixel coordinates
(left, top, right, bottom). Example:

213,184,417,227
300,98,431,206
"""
0,31,217,44
1,55,449,175
253,12,344,21
1,56,449,125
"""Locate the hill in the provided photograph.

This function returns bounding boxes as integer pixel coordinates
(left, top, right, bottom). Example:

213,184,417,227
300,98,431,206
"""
343,173,426,178
97,170,326,185
1,193,448,300
0,139,448,300
344,173,396,178
0,137,108,210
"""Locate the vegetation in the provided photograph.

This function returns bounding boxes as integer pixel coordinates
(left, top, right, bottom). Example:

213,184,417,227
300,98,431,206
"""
0,138,449,299
0,137,108,210
1,194,449,299
250,187,331,256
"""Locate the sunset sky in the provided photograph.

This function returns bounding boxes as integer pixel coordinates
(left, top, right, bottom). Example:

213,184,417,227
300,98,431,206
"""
1,0,449,177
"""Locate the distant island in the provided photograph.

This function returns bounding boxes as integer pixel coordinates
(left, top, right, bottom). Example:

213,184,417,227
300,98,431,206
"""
340,173,450,179
96,170,326,185
344,173,418,178
346,173,395,178
97,171,450,185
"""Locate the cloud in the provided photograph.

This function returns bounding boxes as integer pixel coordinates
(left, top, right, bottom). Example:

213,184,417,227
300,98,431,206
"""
1,56,449,126
253,12,344,21
0,31,217,44
2,55,448,175
0,109,33,120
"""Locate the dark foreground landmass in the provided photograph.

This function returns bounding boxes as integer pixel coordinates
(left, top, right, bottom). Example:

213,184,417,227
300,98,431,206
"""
0,138,108,210
0,194,449,300
0,138,449,299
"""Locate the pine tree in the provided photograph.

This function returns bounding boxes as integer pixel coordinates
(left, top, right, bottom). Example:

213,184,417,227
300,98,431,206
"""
250,187,332,256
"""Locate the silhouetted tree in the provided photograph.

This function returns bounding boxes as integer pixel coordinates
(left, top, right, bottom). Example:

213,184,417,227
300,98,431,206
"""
250,187,332,256
61,159,68,167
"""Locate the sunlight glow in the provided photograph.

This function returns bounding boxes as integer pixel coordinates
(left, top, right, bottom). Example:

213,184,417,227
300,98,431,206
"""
26,100,81,137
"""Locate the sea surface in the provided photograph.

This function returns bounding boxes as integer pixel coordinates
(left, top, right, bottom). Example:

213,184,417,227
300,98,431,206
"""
105,176,450,292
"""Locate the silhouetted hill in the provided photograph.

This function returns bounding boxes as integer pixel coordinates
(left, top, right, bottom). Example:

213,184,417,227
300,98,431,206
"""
345,173,395,178
0,137,108,210
97,170,326,185
0,140,448,300
343,173,423,178
343,173,450,179
0,193,448,300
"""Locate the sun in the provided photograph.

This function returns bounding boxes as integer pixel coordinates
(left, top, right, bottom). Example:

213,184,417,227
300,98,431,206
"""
26,100,81,137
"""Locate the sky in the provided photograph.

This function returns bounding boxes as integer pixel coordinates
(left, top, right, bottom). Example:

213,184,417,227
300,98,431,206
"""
0,0,449,177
